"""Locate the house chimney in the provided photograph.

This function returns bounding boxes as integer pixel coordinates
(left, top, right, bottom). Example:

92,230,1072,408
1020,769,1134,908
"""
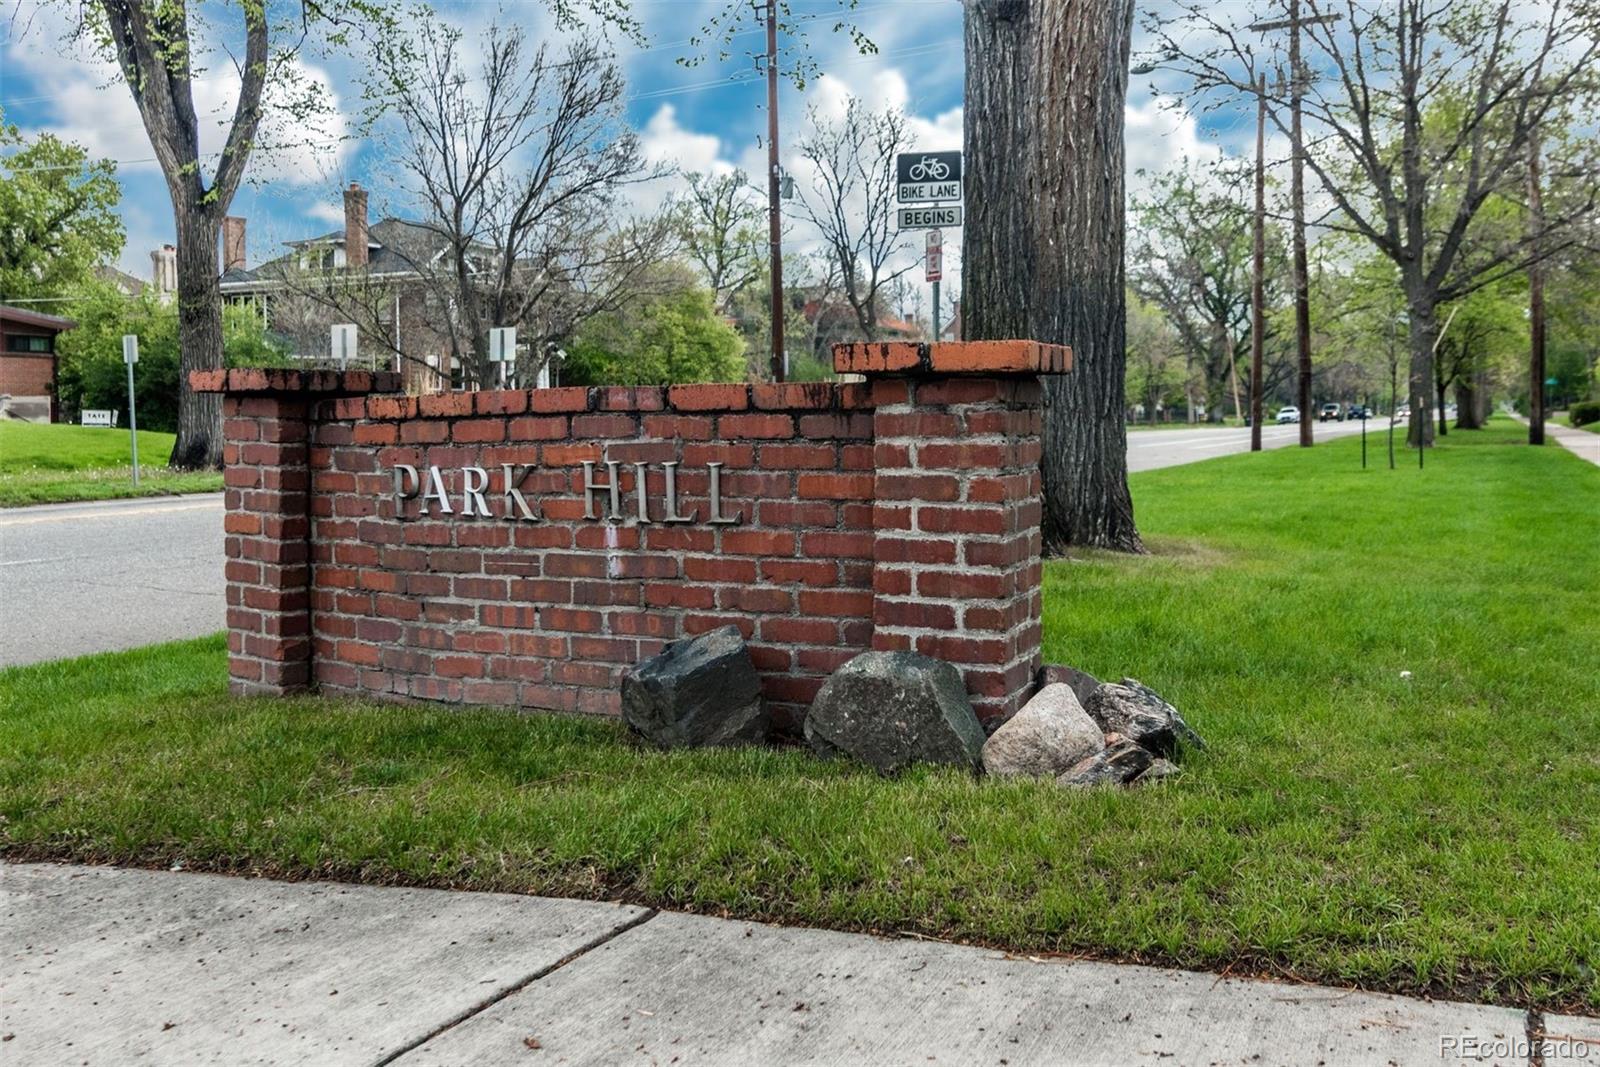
150,245,178,296
344,182,369,269
222,216,247,272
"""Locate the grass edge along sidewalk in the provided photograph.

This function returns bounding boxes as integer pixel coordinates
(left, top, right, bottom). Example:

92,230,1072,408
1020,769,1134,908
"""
2,420,1597,1014
0,422,223,507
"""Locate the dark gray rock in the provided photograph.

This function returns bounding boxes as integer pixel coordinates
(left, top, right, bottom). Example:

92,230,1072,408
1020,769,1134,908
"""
1084,678,1206,757
622,625,767,748
981,683,1104,779
1057,740,1155,787
1037,664,1102,708
804,651,985,774
1137,758,1182,783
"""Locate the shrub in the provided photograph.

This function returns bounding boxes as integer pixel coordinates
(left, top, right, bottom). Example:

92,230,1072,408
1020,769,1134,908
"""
1569,400,1600,428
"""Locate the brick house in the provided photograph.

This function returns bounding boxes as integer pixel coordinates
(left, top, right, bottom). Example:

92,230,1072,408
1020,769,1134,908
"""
0,305,76,423
218,183,469,392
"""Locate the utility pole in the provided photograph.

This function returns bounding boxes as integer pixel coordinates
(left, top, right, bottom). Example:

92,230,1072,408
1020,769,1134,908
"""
1250,72,1266,452
1527,126,1545,446
1250,3,1339,448
764,0,786,383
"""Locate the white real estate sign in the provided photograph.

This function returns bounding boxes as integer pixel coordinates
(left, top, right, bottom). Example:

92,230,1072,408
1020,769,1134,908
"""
81,410,117,427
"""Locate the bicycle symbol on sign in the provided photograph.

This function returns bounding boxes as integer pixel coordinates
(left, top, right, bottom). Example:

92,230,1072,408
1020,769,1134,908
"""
907,156,951,181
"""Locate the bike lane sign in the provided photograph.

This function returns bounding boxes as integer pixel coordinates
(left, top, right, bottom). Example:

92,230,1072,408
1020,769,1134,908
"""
897,151,963,203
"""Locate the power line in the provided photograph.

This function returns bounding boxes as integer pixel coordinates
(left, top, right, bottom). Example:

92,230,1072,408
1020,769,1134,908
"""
3,39,955,174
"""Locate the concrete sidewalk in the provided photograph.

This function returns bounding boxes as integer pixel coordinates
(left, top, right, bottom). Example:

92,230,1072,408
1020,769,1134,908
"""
1508,415,1600,468
5,864,1593,1066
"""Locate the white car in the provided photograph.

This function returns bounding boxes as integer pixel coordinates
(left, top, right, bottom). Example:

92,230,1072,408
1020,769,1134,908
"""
1275,406,1301,424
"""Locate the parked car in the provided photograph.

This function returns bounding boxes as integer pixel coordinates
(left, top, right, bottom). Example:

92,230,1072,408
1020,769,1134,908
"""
1393,405,1411,422
1318,403,1343,422
1347,404,1372,420
1276,406,1300,424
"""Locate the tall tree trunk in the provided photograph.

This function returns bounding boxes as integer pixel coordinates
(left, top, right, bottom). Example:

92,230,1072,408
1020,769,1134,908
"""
1404,288,1436,448
169,208,225,469
1435,359,1449,437
963,0,1141,553
1454,375,1483,430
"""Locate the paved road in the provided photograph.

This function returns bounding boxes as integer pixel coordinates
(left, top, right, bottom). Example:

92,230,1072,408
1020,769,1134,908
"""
0,421,1386,670
0,494,224,668
6,862,1575,1066
1127,418,1385,471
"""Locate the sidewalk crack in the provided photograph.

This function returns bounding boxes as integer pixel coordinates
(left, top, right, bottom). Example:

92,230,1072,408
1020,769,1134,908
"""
371,907,658,1066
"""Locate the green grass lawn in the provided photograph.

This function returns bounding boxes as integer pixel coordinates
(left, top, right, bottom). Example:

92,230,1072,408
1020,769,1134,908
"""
2,419,1596,1012
0,422,223,506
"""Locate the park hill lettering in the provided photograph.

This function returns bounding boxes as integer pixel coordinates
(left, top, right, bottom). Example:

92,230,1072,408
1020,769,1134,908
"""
390,460,744,525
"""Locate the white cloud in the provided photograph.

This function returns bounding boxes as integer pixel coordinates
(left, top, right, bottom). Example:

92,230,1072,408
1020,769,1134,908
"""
4,7,353,188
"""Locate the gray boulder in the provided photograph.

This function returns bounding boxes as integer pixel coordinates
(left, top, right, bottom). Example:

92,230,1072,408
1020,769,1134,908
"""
622,625,767,747
981,683,1104,779
1057,740,1154,787
1138,758,1182,783
1084,678,1206,757
804,651,985,774
1037,664,1102,708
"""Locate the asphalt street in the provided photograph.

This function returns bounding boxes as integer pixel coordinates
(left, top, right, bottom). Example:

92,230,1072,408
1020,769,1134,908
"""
0,421,1382,670
1126,416,1385,472
0,493,225,668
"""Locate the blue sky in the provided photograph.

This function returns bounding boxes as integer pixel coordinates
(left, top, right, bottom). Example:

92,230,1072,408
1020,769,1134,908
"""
1,0,1232,293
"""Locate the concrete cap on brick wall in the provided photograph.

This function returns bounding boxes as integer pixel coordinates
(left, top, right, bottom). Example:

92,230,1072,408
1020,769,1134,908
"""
833,340,1072,377
189,368,404,396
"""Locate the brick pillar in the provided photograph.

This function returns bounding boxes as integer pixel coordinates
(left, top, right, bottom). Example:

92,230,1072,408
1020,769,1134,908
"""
193,369,401,696
837,341,1071,723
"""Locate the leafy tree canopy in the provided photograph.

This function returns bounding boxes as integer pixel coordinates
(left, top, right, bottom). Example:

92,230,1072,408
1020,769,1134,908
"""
0,122,124,302
564,271,745,387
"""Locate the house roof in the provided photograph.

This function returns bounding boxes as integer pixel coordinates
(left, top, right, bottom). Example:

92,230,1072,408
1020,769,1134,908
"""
0,304,77,331
221,218,478,293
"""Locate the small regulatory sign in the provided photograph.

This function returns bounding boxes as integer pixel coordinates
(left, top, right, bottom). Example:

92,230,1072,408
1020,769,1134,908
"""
925,228,943,283
897,151,963,203
898,204,962,230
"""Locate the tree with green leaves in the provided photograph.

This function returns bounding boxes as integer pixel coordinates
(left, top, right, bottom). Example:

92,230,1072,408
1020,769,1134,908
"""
563,266,745,387
47,0,389,469
677,170,766,317
1128,162,1289,424
0,123,124,303
54,279,283,431
1149,0,1600,450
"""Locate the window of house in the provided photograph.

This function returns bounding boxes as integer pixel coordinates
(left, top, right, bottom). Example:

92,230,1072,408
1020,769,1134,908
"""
5,334,53,354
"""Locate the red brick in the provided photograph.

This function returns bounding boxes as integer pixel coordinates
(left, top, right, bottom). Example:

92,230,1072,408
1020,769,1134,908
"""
760,442,839,469
453,418,506,443
722,529,795,556
572,413,638,438
530,387,593,413
759,559,838,586
475,390,529,416
873,537,957,565
419,392,474,418
597,386,666,411
668,383,749,412
643,415,713,440
542,607,603,633
720,413,794,439
875,599,956,629
801,531,874,559
918,506,1008,536
797,473,874,500
760,616,838,645
400,420,450,444
751,381,838,410
798,589,873,617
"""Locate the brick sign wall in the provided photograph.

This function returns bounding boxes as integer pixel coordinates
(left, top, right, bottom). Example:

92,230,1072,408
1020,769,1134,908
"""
195,341,1071,729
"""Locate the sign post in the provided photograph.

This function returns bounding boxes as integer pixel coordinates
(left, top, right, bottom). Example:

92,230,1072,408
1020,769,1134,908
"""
331,323,358,369
899,151,963,342
122,334,140,487
489,326,516,388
